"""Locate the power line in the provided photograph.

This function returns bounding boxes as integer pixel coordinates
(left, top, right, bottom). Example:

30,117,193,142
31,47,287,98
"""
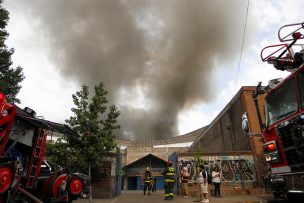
234,0,250,90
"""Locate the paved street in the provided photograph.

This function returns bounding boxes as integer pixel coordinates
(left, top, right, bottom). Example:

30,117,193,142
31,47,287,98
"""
74,191,296,203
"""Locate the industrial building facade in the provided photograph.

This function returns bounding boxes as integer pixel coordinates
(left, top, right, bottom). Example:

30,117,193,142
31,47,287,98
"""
190,86,267,187
92,86,268,197
117,129,205,191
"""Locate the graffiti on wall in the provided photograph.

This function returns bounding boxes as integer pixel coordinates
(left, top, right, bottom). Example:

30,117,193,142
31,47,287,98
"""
178,158,255,182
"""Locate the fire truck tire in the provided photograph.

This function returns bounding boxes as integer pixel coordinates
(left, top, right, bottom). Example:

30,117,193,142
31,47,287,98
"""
286,192,304,200
273,191,287,199
273,191,280,198
0,164,14,194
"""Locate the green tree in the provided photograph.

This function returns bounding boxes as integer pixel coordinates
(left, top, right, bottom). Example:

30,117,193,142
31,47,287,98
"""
0,0,25,104
46,82,120,182
193,145,205,179
193,145,205,202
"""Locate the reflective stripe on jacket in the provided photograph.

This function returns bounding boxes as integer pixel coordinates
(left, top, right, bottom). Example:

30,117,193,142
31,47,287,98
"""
144,172,152,182
162,167,175,182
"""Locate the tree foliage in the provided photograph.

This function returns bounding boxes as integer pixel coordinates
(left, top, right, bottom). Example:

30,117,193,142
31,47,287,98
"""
0,0,25,104
46,82,120,182
193,145,205,180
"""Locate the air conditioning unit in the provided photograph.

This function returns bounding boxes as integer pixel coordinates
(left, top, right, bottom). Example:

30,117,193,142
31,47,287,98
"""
23,107,36,117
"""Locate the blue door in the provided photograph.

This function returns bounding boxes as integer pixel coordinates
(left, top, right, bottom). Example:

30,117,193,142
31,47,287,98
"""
137,176,142,190
155,176,164,190
128,177,137,190
128,176,145,190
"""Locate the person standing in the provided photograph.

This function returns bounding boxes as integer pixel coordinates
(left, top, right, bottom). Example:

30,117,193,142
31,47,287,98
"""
212,167,221,197
180,167,189,197
143,167,153,195
162,160,175,200
152,176,157,192
199,165,209,203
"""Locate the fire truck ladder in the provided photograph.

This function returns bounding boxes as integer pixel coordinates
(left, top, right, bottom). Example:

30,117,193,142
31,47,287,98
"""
26,128,46,188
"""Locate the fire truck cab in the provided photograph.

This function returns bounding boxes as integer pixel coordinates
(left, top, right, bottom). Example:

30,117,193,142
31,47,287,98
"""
263,66,304,198
245,22,304,199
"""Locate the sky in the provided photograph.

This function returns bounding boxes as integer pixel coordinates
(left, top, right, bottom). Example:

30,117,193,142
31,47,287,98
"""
3,0,304,140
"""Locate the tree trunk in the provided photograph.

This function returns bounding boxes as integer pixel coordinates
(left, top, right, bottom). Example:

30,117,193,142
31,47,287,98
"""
89,163,93,203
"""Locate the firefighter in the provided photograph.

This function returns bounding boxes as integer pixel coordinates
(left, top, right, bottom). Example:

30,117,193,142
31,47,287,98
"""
143,167,152,195
162,160,175,200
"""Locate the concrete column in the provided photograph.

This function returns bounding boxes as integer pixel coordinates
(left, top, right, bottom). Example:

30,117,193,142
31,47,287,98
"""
123,175,128,190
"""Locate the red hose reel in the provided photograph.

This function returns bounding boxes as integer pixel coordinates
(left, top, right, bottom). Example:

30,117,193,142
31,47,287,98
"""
43,173,84,200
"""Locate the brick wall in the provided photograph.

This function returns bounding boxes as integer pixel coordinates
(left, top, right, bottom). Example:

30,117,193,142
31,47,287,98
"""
92,160,116,198
187,182,268,197
176,152,271,196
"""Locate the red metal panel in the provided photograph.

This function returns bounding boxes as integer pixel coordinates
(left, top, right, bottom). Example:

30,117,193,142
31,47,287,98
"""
0,98,17,156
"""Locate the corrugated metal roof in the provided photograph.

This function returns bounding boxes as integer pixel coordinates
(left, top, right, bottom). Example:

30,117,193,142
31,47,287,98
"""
116,126,208,147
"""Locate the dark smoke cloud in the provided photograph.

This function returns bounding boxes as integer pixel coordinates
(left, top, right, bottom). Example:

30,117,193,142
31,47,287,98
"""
8,0,249,140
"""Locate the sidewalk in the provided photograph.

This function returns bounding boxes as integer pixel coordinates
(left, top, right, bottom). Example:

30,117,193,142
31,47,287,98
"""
74,190,274,203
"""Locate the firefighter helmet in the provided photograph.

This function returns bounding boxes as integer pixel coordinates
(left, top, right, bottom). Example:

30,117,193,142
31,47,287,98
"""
167,160,173,166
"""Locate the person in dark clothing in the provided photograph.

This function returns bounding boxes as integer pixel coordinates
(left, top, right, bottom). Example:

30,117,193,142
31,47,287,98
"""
212,167,222,197
152,176,157,192
143,167,153,195
162,160,175,200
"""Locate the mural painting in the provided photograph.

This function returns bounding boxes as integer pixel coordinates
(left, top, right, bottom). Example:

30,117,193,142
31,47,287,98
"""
178,157,255,183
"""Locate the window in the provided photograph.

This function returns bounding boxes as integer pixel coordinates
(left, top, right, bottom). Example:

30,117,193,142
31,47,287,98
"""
266,78,298,125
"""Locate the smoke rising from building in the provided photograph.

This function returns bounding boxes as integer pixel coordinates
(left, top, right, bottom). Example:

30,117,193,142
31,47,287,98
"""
11,0,250,140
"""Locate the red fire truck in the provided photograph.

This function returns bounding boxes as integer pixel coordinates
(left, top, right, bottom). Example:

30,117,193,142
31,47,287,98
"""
252,22,304,199
0,93,88,202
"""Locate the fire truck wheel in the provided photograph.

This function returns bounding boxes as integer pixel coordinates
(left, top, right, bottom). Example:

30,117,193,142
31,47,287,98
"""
68,178,84,195
0,164,14,194
273,191,287,199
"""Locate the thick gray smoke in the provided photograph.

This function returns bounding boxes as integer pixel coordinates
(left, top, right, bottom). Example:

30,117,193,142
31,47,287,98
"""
8,0,250,140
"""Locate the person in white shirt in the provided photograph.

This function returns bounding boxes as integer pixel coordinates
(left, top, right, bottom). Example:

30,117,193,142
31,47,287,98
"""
199,165,209,203
212,167,221,197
